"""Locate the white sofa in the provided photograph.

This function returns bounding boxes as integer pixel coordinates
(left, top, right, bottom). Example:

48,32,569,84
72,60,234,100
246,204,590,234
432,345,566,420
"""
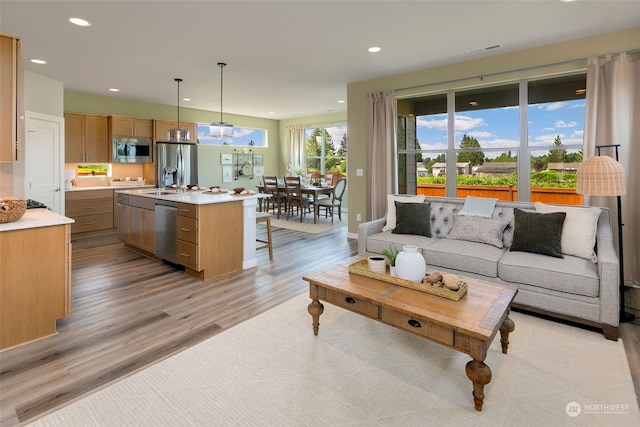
358,196,620,340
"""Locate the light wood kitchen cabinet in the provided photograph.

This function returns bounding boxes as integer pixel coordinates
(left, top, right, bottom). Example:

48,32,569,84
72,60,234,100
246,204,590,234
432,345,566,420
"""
176,201,243,280
1,221,71,350
117,194,131,243
154,119,197,143
118,194,155,253
109,115,153,138
0,33,21,162
64,113,109,162
65,189,114,234
128,196,155,253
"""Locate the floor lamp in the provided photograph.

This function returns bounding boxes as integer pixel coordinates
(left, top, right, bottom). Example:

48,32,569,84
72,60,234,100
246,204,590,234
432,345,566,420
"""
576,144,634,323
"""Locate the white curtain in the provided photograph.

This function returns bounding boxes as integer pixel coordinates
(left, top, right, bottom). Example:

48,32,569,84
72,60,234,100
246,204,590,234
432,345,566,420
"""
287,125,306,172
367,90,397,220
584,53,640,288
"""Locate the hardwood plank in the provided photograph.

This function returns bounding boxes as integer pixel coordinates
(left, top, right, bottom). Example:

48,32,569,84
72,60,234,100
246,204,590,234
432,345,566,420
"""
0,225,357,426
1,225,638,426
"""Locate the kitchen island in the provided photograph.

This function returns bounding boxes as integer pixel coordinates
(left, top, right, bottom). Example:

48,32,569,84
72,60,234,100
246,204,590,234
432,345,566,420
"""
115,188,260,280
0,209,74,350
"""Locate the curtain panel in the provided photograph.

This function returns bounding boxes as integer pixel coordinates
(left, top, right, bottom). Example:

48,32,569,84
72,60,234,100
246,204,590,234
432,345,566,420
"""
287,125,306,172
367,90,397,221
584,53,640,290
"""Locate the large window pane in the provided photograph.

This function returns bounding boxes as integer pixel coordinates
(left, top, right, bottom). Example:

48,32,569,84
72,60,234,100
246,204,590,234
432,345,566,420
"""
528,74,586,205
304,125,347,179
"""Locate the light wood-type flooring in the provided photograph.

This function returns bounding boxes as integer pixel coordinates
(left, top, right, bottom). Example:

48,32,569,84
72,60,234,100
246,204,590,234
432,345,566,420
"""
1,226,638,426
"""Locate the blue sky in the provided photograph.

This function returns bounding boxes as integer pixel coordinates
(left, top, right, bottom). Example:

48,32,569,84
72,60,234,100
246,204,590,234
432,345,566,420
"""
416,99,585,158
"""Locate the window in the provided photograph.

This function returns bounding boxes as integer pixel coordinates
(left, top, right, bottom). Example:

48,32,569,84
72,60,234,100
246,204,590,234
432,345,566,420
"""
76,164,110,177
196,124,267,147
400,73,586,206
304,125,347,176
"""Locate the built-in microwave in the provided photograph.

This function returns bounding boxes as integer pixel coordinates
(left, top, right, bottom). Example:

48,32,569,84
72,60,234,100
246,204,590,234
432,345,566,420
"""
112,137,152,163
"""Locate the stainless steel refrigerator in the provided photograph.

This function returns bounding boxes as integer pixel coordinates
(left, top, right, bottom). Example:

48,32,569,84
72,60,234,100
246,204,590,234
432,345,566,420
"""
156,141,198,188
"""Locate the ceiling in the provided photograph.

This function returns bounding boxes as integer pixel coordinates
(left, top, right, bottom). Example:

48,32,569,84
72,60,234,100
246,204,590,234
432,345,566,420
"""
1,1,639,120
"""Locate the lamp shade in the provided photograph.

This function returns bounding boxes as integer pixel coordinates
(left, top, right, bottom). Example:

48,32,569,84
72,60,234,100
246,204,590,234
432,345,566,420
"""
576,155,626,196
209,122,234,139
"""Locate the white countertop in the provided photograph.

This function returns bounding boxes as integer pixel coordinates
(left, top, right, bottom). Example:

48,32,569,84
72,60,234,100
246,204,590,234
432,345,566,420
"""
115,188,262,205
66,184,155,192
0,208,74,232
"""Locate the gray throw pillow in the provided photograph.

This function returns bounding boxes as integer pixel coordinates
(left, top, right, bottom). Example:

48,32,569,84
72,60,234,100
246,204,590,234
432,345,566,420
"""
447,215,509,248
510,208,566,258
392,201,431,237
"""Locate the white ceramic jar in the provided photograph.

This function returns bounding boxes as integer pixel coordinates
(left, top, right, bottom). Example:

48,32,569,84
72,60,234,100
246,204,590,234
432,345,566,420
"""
395,245,426,282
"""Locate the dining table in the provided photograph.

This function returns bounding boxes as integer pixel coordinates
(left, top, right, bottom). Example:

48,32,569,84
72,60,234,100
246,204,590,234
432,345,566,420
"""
257,181,333,213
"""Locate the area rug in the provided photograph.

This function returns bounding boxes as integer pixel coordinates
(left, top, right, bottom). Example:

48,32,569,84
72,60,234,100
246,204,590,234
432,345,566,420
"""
269,214,346,234
29,295,639,426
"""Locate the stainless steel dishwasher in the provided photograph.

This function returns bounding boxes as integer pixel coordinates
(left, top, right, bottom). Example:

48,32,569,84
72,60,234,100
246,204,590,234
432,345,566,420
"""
155,199,178,264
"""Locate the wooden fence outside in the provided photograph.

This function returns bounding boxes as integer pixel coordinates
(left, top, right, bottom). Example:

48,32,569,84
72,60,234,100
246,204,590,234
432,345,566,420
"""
416,184,582,206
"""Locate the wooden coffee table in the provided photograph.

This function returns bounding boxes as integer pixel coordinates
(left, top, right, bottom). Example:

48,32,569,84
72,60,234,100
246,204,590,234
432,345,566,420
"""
303,262,518,411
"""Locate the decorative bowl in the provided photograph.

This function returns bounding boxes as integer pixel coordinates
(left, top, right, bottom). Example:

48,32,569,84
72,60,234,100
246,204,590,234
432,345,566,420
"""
233,187,245,194
0,199,27,224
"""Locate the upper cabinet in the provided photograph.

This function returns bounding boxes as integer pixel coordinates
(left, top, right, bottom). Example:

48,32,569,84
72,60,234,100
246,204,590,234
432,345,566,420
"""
109,115,153,138
153,120,197,143
0,34,21,162
65,113,109,162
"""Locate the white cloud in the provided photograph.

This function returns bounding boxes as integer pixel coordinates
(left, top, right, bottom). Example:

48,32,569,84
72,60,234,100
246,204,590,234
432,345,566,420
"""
455,115,485,131
554,120,577,128
233,127,256,138
468,131,492,138
541,102,567,111
416,116,448,131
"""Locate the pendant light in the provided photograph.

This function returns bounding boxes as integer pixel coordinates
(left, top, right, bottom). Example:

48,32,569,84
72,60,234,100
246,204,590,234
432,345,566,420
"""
168,78,190,142
209,62,234,139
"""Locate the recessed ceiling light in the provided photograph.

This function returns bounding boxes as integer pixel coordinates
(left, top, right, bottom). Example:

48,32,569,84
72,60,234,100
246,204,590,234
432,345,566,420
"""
182,98,191,101
30,59,47,64
368,47,381,53
337,100,345,104
69,17,92,27
108,88,120,92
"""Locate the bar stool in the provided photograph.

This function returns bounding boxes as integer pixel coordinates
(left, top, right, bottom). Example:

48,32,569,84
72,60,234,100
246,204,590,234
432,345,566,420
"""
256,211,273,260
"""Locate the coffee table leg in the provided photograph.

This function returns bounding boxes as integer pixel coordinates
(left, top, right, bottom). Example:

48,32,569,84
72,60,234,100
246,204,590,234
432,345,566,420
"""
500,312,515,354
465,359,492,411
308,298,324,336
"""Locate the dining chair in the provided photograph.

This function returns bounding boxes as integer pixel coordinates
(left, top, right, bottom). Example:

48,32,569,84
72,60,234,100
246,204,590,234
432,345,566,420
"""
314,177,346,223
263,175,286,219
284,175,312,222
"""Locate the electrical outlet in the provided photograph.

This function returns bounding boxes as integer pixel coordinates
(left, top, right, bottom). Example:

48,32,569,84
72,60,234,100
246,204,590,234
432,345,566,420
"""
356,213,361,221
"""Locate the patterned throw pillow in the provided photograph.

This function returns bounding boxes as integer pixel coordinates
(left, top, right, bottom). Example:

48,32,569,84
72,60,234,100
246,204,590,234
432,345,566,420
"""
510,208,566,258
446,215,509,248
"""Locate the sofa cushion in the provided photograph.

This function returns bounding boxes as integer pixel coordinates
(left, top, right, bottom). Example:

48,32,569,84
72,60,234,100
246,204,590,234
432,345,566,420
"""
393,201,431,237
458,196,498,217
446,214,509,248
510,209,566,258
424,238,505,278
498,251,600,297
535,202,601,263
366,231,435,255
382,194,425,232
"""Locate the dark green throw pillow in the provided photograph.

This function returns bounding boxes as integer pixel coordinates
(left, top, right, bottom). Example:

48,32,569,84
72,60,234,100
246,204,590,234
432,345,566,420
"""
510,208,566,258
392,201,431,237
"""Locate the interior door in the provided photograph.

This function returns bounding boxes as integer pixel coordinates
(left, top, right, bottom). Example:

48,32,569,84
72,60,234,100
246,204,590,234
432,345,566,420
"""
25,111,64,214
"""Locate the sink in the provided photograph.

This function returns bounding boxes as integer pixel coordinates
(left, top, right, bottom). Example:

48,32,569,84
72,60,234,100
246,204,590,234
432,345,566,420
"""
146,191,175,196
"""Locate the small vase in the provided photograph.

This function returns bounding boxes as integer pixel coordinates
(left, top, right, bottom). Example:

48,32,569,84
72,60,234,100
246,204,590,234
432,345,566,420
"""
390,266,397,277
395,245,426,282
